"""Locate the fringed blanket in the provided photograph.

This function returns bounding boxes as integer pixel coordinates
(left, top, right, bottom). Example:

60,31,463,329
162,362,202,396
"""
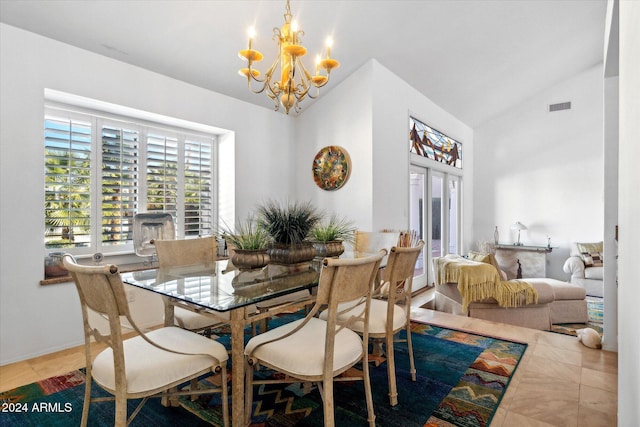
435,255,538,311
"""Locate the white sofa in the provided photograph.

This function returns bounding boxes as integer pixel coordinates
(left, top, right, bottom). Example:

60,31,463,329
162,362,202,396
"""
563,242,604,298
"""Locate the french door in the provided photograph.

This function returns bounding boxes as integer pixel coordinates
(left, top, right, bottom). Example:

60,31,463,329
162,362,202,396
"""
410,165,462,289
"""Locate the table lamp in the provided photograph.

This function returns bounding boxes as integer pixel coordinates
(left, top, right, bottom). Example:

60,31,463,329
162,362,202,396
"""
511,221,527,246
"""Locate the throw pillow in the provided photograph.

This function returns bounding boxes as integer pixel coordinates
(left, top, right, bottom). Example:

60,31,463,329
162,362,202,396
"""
577,242,604,267
468,251,507,280
468,251,490,264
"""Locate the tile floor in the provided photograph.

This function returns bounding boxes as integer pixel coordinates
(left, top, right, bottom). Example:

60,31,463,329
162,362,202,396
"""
0,288,617,426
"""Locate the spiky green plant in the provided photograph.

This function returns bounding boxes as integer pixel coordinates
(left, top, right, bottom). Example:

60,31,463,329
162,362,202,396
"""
218,216,270,250
257,200,322,245
310,214,356,245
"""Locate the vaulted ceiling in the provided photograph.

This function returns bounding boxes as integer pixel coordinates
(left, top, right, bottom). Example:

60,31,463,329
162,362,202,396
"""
0,0,606,127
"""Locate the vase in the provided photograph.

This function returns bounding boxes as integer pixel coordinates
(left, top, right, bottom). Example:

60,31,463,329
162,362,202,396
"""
231,249,270,271
311,240,345,259
494,226,499,246
267,242,317,265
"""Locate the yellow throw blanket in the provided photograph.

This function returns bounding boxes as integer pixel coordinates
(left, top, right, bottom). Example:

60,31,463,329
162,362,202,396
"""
435,255,538,311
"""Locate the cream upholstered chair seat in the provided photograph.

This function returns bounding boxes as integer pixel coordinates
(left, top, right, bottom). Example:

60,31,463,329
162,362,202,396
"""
92,327,229,394
326,298,407,335
368,300,407,333
244,317,363,378
174,307,230,330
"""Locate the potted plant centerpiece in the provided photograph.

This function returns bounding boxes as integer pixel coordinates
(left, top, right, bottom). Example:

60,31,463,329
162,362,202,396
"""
257,200,322,265
310,214,356,259
219,216,271,271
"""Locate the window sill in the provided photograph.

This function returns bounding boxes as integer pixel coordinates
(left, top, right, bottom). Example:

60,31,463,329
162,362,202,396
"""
40,262,155,286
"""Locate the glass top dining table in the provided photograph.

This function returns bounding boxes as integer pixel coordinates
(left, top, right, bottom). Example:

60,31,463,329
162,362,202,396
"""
121,258,324,426
121,259,320,314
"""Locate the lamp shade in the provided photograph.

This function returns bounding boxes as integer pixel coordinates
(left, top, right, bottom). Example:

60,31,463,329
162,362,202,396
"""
511,221,528,231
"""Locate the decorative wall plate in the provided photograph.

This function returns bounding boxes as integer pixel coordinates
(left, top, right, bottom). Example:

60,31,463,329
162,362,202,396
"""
312,146,351,191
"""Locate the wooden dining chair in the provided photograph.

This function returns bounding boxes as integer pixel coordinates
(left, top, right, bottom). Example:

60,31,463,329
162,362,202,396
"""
243,250,387,427
62,254,229,427
322,240,425,406
153,236,230,334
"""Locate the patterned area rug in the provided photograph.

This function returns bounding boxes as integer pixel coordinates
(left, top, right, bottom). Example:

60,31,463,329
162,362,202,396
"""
0,321,526,427
550,296,604,337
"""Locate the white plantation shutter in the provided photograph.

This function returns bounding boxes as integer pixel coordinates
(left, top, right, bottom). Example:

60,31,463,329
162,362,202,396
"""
101,125,139,247
184,139,214,236
146,133,179,220
44,116,92,249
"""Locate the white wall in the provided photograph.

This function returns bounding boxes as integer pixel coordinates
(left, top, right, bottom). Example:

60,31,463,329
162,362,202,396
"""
293,61,375,229
294,60,474,247
617,0,640,423
0,24,294,364
603,76,618,352
371,62,474,240
473,64,604,280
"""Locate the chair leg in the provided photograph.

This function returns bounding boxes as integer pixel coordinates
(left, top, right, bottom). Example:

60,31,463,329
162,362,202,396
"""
167,386,181,407
114,393,127,427
244,358,255,426
385,333,398,406
302,381,313,395
362,354,376,427
260,317,269,334
321,379,335,427
220,366,230,427
406,323,417,382
80,369,92,427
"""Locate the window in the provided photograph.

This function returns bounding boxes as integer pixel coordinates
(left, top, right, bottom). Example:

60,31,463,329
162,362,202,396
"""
409,116,462,168
409,116,463,289
45,106,217,256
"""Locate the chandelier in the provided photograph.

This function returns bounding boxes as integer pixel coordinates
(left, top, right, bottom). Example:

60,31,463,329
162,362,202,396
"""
238,0,340,114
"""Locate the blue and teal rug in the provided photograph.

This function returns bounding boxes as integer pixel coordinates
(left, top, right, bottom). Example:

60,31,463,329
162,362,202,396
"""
0,321,527,427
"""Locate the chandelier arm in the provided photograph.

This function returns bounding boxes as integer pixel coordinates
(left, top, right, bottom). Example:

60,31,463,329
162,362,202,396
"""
295,57,311,85
300,60,314,83
305,87,321,100
245,53,281,94
294,57,320,100
267,81,283,111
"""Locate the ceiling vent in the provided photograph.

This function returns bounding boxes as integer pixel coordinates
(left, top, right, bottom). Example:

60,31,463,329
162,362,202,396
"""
549,101,571,112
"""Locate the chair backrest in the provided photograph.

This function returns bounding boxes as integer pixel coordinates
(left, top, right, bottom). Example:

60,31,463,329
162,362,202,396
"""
315,250,387,376
63,254,130,319
62,254,133,371
310,249,387,330
354,231,400,253
381,240,425,305
315,249,387,310
154,236,217,268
